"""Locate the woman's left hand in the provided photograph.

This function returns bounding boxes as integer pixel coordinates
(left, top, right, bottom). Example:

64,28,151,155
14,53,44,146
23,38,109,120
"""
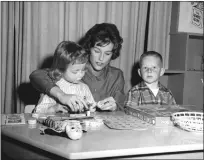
97,97,117,111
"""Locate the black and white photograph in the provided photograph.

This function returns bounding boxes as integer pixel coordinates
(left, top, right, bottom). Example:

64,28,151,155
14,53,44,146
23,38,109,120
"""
1,1,203,160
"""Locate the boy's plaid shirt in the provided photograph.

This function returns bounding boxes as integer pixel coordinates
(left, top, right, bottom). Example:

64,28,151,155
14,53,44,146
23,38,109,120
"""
125,81,177,107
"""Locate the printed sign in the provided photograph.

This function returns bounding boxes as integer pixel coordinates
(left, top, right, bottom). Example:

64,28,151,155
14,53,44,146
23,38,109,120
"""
178,2,203,34
191,2,203,29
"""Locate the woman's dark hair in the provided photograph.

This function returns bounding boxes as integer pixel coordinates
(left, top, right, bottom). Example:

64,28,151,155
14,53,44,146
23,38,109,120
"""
139,51,163,67
49,41,88,81
78,23,123,60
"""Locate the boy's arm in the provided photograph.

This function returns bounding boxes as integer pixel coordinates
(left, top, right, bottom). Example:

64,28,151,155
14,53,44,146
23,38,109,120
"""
124,90,133,108
124,88,140,109
168,93,177,105
165,88,177,105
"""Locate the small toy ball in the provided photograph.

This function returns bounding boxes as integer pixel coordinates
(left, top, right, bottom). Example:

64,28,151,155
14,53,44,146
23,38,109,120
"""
65,121,83,140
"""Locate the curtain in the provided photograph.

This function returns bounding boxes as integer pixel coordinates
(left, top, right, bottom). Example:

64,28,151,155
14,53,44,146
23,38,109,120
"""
1,1,172,113
1,2,15,113
147,2,172,69
110,2,148,92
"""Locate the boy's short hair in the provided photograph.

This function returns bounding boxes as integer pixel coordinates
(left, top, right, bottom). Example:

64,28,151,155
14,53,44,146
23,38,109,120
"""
139,51,163,67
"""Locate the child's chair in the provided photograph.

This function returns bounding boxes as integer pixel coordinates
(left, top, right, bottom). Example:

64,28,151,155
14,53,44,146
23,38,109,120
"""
24,105,35,113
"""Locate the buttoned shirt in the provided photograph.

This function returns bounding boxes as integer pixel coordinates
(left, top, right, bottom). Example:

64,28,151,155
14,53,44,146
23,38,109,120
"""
125,81,177,107
82,64,125,106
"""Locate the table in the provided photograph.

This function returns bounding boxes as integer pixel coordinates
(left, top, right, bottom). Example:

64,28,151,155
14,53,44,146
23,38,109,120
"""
1,112,203,159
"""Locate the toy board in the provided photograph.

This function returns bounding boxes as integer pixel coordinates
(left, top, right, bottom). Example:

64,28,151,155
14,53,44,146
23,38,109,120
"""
97,114,152,130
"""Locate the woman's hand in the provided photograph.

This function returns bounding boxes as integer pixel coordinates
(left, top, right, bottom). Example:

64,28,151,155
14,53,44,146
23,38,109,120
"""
47,104,68,113
50,87,88,112
58,94,88,112
97,97,117,111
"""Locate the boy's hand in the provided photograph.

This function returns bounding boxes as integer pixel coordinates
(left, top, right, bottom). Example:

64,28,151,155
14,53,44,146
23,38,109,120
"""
97,97,117,111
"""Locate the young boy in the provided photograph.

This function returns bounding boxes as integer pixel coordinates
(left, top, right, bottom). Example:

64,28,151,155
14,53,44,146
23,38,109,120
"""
125,51,176,107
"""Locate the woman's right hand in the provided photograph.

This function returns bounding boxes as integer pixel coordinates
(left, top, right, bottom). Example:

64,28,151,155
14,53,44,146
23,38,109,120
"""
50,86,88,112
58,93,88,112
47,104,68,113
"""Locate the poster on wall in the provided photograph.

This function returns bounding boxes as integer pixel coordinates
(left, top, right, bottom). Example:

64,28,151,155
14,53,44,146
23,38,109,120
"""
178,2,203,34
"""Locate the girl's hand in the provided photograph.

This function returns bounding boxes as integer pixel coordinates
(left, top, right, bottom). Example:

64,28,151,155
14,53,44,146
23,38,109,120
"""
89,102,97,112
83,97,97,112
97,97,117,111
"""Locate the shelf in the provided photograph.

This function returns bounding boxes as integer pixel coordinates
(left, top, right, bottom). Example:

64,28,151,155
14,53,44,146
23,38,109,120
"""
164,69,204,74
168,2,203,110
187,69,204,72
170,32,204,37
164,70,185,74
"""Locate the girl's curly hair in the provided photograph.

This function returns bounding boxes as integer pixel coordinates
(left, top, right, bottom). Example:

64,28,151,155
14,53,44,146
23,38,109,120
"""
78,23,123,60
49,41,88,81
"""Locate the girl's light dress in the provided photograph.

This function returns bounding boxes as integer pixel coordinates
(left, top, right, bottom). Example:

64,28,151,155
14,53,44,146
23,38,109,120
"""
34,78,96,113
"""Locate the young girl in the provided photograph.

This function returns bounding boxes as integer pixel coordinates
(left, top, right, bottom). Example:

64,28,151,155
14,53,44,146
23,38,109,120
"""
34,41,96,113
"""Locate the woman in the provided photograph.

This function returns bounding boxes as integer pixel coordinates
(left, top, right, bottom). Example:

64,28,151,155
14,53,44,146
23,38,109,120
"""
30,23,125,112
